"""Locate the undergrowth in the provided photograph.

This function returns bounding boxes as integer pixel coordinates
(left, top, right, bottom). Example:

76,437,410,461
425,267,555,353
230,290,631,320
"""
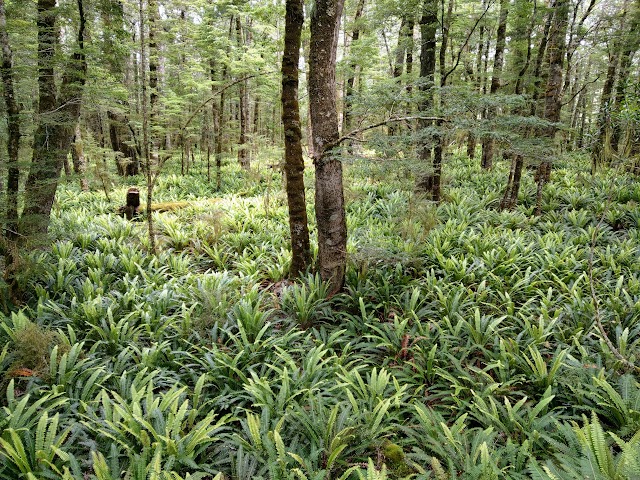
1,152,640,479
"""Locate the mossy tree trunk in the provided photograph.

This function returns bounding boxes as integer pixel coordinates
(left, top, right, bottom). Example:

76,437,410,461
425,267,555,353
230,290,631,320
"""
480,0,508,170
282,0,311,277
416,0,437,198
20,0,87,239
535,0,569,215
309,0,347,296
0,0,21,303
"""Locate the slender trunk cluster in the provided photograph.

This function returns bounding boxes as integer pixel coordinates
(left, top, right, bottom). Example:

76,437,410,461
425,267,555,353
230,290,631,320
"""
480,0,508,169
535,0,570,215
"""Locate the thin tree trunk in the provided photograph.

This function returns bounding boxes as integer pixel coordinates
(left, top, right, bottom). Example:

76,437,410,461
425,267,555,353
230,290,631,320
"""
500,0,535,210
535,0,569,215
389,15,414,138
236,17,250,169
530,6,554,117
282,0,311,278
342,0,366,140
481,0,508,169
72,123,89,191
309,0,346,295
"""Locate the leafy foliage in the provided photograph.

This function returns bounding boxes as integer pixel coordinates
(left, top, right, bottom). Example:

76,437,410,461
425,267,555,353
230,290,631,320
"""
2,152,640,479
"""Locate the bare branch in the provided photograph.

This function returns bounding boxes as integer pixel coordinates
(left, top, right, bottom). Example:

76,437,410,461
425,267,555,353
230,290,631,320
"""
441,0,494,85
327,115,446,151
181,70,276,131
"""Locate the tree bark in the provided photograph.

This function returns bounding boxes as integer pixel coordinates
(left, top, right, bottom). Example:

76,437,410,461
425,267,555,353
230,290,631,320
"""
282,0,312,277
481,0,508,169
309,0,346,296
610,3,640,154
416,0,438,196
342,0,366,140
236,17,250,169
535,0,569,215
72,123,89,191
0,0,21,300
500,0,535,210
21,0,86,239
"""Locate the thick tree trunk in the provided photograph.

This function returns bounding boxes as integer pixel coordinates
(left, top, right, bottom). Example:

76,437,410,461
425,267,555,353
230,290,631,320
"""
0,0,21,301
610,4,640,154
535,0,569,215
416,0,437,197
481,0,508,169
282,0,311,278
309,0,346,295
591,48,619,172
108,112,139,176
21,0,86,239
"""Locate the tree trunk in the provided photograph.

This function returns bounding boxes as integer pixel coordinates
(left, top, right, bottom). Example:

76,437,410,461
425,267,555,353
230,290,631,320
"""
610,4,640,154
282,0,311,277
140,0,158,252
389,15,414,138
481,0,508,169
0,0,21,301
342,0,366,140
309,0,346,296
529,5,554,117
500,0,535,210
72,123,89,191
416,0,437,196
236,17,250,169
21,0,86,239
535,0,569,215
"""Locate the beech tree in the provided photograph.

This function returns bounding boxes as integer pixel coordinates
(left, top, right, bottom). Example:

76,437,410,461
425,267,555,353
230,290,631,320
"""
19,0,87,239
309,0,347,295
282,0,311,276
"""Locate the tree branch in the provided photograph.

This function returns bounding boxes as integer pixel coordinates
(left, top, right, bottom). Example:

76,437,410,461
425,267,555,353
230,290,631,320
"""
181,70,275,131
326,115,446,151
442,0,494,85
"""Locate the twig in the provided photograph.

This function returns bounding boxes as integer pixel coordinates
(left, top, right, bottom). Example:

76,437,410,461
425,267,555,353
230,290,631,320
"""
327,115,446,150
181,71,275,131
441,0,494,86
562,74,600,106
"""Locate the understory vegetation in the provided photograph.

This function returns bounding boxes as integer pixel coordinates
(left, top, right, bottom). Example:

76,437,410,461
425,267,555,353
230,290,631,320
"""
1,151,640,479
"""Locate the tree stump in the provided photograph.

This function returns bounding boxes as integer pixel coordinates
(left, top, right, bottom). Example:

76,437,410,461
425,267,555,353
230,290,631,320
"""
118,187,141,220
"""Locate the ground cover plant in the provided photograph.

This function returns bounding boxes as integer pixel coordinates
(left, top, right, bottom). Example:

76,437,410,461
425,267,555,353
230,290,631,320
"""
1,151,640,479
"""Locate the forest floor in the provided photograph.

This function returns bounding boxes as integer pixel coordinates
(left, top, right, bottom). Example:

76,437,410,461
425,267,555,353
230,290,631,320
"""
1,149,640,479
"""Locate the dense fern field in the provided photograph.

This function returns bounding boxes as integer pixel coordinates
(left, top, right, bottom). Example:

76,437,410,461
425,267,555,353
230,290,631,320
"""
2,152,640,479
